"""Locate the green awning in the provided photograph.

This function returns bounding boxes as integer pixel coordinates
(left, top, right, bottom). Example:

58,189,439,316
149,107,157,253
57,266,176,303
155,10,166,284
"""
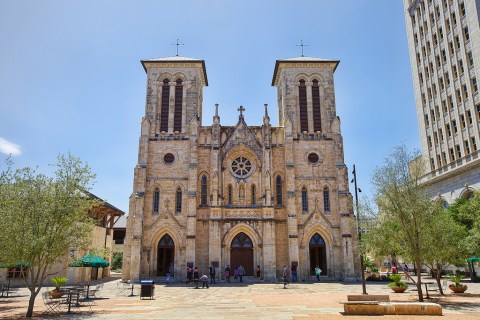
467,257,480,263
0,261,31,268
68,254,109,268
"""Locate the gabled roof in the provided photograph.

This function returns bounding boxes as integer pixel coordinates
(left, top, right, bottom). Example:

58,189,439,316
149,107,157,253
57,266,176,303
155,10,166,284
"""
272,56,340,86
140,56,208,86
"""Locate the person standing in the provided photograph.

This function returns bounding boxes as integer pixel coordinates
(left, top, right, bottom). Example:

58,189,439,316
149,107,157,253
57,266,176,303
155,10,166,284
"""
282,265,289,289
225,265,231,283
209,263,216,284
238,265,245,283
186,266,193,284
291,263,298,282
193,267,199,281
234,266,239,281
314,266,322,283
256,265,261,278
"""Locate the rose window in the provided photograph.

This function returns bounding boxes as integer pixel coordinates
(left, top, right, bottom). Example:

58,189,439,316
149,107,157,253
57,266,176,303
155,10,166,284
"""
231,157,252,178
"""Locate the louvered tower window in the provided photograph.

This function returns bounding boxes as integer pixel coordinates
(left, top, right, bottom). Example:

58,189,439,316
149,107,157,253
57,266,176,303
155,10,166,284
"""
174,79,183,132
312,79,321,131
299,79,308,132
160,79,170,132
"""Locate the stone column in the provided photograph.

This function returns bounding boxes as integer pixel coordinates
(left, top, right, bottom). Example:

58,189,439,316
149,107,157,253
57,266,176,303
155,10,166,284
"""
262,210,276,280
284,125,299,271
185,118,199,273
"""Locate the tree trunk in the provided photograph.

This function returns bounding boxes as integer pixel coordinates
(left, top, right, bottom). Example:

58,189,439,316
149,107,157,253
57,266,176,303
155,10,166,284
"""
26,289,39,317
434,265,444,295
415,260,424,302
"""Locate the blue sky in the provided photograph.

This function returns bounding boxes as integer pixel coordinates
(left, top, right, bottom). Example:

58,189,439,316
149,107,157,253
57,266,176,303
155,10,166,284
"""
0,0,419,213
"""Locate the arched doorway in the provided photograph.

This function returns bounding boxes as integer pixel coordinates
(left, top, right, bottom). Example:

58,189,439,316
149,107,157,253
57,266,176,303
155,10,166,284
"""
309,233,327,275
230,232,253,275
157,234,174,276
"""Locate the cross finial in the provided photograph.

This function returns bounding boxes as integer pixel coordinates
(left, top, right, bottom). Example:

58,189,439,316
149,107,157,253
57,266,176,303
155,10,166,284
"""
171,38,184,56
237,105,245,117
296,40,308,57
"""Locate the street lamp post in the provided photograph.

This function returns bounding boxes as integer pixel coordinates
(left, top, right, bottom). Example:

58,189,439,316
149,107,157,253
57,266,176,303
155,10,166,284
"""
352,164,367,295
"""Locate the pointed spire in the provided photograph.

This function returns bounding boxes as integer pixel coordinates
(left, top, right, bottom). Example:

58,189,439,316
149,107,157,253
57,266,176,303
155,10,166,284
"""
213,103,220,124
263,103,270,125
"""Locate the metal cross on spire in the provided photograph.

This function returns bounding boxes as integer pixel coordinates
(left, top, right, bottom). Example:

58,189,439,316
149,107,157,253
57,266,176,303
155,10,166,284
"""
296,40,308,57
171,38,184,56
237,105,245,117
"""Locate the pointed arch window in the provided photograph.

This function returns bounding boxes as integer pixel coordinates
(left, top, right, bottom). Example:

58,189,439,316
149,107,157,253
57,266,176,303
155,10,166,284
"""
159,234,174,247
231,232,253,248
323,187,330,212
312,79,322,132
228,184,233,205
302,186,308,212
309,233,325,247
174,78,183,132
153,188,160,213
175,187,182,214
160,79,170,132
251,184,256,205
276,175,283,206
201,175,208,206
299,79,308,132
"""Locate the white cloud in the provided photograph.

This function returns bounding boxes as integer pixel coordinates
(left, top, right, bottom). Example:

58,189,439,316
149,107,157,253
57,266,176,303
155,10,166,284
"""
0,137,21,156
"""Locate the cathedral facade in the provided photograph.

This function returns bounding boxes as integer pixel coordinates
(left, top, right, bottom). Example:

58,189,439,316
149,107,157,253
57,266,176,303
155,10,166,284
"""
123,55,361,281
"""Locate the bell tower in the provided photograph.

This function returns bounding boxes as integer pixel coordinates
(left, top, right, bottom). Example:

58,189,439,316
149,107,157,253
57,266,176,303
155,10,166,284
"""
272,57,339,136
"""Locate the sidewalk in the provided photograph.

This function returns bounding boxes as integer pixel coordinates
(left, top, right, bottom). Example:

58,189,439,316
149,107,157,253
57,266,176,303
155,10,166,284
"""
1,275,479,319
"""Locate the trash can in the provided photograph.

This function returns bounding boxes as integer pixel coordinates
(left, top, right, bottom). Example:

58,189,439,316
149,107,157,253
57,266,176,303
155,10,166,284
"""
140,280,155,299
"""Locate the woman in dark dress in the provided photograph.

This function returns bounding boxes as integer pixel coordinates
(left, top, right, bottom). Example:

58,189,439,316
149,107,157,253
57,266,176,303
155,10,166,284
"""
225,265,231,283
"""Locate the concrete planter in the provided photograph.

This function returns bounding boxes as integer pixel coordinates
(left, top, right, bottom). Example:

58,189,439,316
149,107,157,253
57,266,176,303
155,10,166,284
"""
391,286,408,293
449,285,468,293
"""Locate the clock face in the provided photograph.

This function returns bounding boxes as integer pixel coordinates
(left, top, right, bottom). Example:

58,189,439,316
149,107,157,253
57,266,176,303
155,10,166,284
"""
231,157,252,178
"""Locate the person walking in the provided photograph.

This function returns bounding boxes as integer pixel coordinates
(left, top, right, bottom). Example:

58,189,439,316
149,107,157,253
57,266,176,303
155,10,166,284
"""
238,265,245,283
256,265,261,278
291,263,298,282
314,266,322,282
209,263,216,284
403,263,410,281
225,265,231,283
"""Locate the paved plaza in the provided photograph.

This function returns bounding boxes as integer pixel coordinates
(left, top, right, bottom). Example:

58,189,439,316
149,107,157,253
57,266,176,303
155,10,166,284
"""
1,275,480,319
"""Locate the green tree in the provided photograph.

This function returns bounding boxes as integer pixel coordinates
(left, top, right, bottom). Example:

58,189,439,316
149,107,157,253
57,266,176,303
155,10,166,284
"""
423,208,468,294
369,145,436,302
447,194,480,256
112,252,123,270
0,153,99,317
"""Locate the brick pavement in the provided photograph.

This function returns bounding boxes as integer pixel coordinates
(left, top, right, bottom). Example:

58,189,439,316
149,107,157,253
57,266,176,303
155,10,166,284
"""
1,275,479,319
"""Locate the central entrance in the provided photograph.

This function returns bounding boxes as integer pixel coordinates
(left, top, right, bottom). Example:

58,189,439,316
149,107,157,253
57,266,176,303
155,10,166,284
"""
230,232,253,275
157,234,174,276
309,233,327,275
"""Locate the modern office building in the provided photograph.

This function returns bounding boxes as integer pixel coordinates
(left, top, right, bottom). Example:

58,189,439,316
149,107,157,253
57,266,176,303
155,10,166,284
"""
404,0,480,203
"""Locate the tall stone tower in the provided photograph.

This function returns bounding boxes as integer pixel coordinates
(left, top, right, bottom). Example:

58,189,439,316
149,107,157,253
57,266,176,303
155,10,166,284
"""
123,55,360,282
404,0,480,202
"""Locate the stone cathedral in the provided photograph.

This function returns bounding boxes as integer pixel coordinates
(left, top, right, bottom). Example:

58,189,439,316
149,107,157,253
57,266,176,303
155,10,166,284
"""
123,55,361,281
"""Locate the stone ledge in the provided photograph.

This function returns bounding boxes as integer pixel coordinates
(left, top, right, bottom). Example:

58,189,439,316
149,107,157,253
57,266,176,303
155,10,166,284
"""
342,301,442,316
